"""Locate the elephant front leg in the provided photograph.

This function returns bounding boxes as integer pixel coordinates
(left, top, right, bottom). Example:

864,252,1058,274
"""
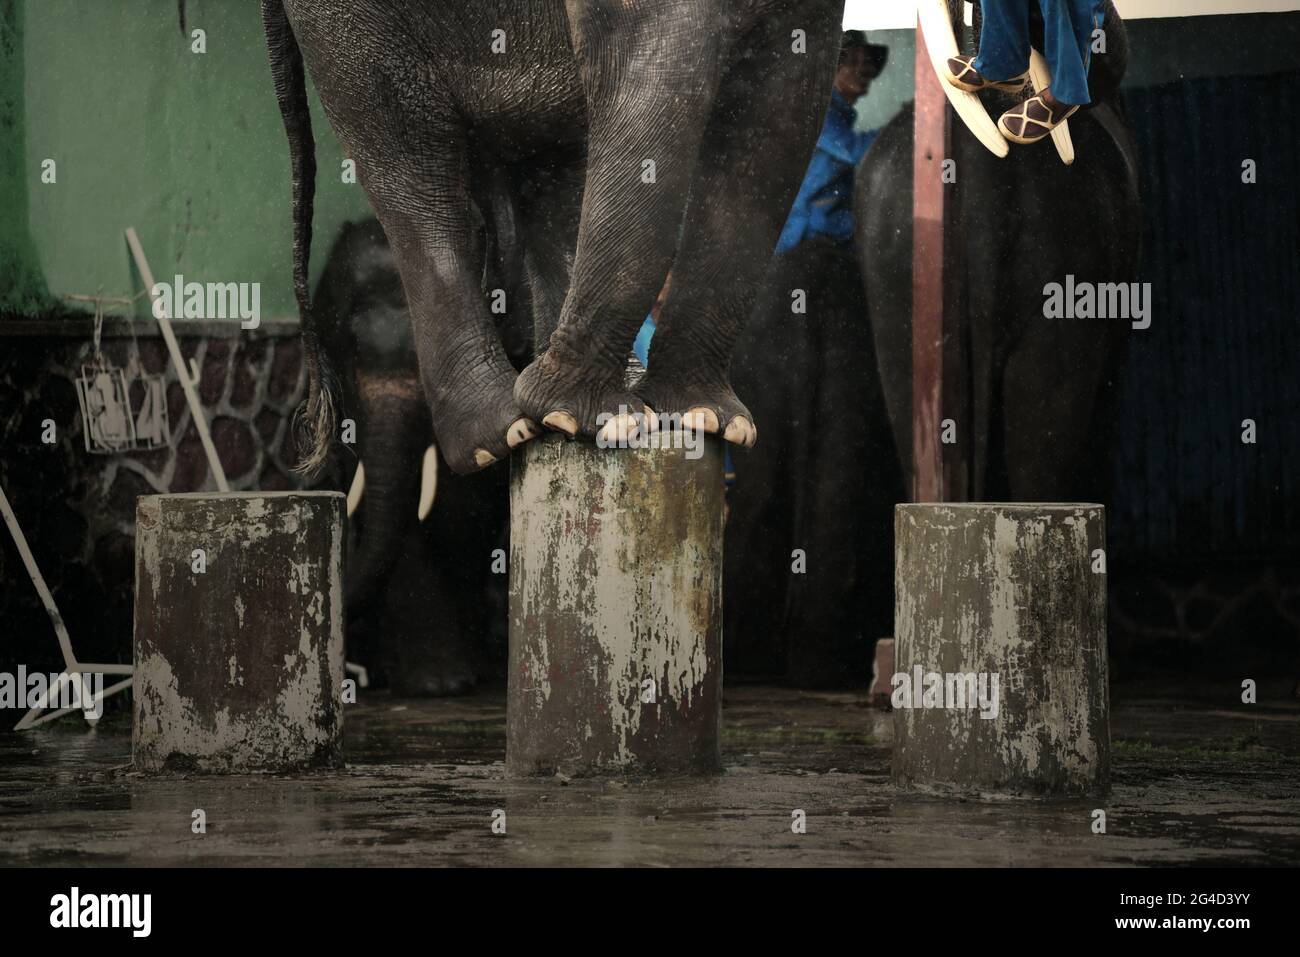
513,1,723,441
637,4,842,447
380,215,540,476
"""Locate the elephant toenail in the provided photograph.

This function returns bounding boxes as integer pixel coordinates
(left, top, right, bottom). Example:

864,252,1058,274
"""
724,416,757,447
473,449,498,468
507,417,539,448
683,408,720,433
599,410,646,446
542,411,579,436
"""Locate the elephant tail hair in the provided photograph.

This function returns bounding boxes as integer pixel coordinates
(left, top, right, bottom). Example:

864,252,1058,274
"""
262,0,338,477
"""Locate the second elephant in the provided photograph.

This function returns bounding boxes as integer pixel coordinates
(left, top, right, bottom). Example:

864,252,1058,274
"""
855,2,1140,502
313,219,525,694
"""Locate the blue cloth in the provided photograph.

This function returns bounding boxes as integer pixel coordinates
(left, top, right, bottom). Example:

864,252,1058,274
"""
774,90,879,254
973,0,1107,107
632,317,655,368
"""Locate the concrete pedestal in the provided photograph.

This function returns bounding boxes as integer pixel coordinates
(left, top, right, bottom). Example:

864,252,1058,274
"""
507,434,724,776
133,492,346,772
892,503,1110,797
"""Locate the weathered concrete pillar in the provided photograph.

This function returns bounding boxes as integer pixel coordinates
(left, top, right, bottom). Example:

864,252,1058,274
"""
507,433,724,776
133,492,346,773
892,503,1110,797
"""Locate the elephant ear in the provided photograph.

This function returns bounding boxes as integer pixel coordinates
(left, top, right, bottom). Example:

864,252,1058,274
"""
916,0,1008,158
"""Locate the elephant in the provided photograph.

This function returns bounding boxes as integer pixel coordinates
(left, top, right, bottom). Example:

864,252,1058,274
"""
725,235,903,686
723,1,1138,688
855,0,1140,503
263,0,847,478
311,218,525,694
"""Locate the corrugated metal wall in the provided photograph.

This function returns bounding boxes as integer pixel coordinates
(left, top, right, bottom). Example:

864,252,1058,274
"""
1112,68,1300,561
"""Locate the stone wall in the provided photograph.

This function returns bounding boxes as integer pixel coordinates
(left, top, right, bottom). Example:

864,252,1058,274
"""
0,317,308,675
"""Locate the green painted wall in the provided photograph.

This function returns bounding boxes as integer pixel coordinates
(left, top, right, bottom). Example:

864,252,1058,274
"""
18,0,370,321
1,0,51,314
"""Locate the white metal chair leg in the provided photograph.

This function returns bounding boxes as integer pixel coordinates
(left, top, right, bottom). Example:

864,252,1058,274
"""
346,661,370,689
3,481,135,730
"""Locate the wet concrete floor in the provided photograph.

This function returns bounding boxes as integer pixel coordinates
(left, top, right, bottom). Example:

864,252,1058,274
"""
1,680,1297,866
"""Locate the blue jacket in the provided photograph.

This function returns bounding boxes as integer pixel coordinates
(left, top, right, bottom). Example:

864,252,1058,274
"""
775,90,879,253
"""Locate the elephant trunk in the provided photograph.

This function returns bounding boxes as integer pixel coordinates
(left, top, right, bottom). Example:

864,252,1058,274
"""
345,379,431,623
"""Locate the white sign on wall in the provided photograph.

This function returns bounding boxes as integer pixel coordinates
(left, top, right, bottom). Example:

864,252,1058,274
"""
845,0,1300,30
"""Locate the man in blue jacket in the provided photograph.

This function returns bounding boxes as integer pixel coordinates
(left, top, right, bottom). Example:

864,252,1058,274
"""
775,31,888,253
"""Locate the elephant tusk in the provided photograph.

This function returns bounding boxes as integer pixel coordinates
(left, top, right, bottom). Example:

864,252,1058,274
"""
346,461,365,518
915,1,1009,159
417,445,438,521
1029,47,1075,165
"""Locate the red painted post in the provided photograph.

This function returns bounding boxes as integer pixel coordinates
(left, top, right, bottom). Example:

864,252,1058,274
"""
912,18,948,503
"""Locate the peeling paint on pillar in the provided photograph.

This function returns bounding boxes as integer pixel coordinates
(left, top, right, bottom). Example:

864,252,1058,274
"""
892,503,1110,798
507,434,724,776
133,492,346,773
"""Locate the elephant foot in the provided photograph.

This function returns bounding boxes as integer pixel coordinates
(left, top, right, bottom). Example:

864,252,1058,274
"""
635,372,758,448
514,347,649,443
386,643,479,697
388,658,478,697
435,371,541,474
786,654,861,691
380,616,481,697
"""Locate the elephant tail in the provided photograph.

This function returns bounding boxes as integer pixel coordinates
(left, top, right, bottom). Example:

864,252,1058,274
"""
262,0,338,477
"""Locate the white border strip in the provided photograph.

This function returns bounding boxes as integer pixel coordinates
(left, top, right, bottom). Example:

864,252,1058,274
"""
846,1,1300,31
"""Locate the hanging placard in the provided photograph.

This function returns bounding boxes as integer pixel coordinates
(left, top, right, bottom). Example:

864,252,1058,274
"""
72,293,171,454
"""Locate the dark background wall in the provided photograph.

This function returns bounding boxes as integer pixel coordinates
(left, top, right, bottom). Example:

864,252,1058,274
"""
1113,66,1300,562
1107,60,1300,677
